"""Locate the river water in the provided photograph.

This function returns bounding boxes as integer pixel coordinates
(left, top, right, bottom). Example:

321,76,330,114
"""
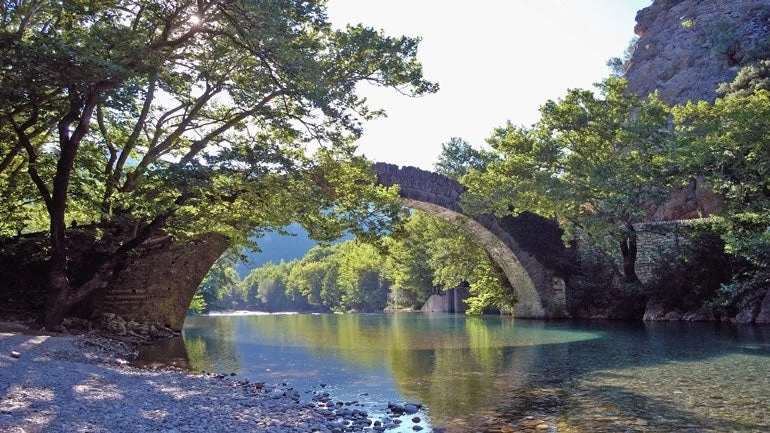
135,313,770,432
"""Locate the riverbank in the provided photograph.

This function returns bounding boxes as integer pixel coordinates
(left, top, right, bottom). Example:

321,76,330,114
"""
0,322,431,433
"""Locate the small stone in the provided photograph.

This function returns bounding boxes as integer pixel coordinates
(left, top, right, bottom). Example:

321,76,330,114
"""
10,351,21,359
535,424,549,431
412,416,421,423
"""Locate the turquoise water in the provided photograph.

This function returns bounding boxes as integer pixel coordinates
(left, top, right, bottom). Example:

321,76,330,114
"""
136,314,770,432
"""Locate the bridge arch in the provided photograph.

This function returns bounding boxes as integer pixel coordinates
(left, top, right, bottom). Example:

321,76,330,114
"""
374,163,568,318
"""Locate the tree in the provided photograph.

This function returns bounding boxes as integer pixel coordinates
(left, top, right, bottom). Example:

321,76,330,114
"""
673,89,770,269
463,78,673,282
0,1,435,327
334,241,389,311
287,245,337,308
433,137,497,180
383,214,435,308
196,248,243,310
716,60,770,98
385,211,514,313
420,214,515,314
606,37,638,78
239,260,303,311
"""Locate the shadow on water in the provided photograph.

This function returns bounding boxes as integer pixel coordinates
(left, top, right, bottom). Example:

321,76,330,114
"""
135,314,770,432
458,320,770,432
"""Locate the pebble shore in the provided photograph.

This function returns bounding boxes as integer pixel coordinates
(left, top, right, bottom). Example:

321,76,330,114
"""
0,323,436,433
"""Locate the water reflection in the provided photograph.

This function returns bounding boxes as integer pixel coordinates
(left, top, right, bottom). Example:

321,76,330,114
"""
136,314,770,432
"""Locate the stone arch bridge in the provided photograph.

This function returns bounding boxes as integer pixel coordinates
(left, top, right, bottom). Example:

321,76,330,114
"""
373,163,568,319
96,163,571,329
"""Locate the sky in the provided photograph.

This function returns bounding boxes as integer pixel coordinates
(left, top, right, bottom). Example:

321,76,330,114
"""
326,0,653,170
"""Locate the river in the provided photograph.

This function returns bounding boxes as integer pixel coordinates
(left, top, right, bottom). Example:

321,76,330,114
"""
135,313,770,432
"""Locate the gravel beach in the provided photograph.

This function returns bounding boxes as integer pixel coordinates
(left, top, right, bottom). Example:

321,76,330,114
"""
0,323,419,433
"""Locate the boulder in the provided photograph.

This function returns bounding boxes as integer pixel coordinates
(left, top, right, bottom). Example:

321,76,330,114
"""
733,304,758,323
733,300,757,323
682,305,715,321
643,301,667,321
755,289,770,324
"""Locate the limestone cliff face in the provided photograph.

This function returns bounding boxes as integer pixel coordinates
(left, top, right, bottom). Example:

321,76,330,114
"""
627,0,770,105
625,0,770,221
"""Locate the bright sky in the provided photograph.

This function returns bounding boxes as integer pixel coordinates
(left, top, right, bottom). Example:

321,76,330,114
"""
326,0,652,170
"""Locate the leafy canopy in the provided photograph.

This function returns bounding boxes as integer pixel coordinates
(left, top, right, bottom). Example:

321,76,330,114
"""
433,137,498,180
462,78,673,280
673,89,770,269
0,0,436,239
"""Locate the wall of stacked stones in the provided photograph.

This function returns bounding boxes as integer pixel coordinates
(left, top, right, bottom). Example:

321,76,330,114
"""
574,220,705,286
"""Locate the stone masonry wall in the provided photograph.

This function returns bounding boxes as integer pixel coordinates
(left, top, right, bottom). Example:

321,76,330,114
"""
633,221,698,285
94,233,228,330
574,220,700,287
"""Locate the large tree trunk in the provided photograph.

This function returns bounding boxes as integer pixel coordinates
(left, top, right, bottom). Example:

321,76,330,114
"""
41,278,69,330
619,224,640,283
39,94,101,329
41,257,118,329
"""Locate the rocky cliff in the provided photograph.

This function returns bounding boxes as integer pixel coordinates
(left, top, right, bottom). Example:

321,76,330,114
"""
626,0,770,221
626,0,770,105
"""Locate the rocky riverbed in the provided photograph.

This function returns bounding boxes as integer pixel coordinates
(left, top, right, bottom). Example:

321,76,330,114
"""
0,322,438,433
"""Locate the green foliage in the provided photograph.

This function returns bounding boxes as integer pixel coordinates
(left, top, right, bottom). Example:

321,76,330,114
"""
673,90,770,269
433,137,498,180
705,19,739,56
385,211,514,313
197,249,243,310
710,270,769,309
282,241,389,312
703,19,739,62
464,262,515,315
606,37,638,78
218,210,514,314
383,213,436,308
240,260,306,311
463,77,673,281
717,60,770,98
187,293,207,314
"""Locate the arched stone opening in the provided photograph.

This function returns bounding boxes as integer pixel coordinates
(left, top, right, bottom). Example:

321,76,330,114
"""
401,199,546,317
375,163,568,318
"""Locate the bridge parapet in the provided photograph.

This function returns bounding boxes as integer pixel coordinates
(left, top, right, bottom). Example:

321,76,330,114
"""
374,163,465,213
